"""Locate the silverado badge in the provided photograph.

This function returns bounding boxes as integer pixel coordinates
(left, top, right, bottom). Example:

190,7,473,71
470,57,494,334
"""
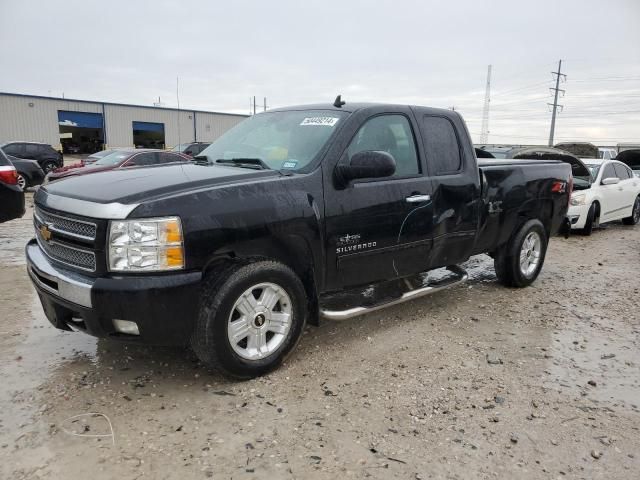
39,223,52,241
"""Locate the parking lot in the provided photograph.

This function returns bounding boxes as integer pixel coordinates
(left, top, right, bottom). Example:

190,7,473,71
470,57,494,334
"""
0,192,638,479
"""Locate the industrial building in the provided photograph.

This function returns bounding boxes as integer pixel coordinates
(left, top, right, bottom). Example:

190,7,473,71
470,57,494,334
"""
0,92,247,154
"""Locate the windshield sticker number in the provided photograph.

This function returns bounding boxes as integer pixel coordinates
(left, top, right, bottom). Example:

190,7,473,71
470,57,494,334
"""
282,160,298,169
300,117,340,127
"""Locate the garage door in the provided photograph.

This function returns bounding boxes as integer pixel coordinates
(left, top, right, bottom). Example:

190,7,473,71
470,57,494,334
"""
132,121,165,149
58,111,104,154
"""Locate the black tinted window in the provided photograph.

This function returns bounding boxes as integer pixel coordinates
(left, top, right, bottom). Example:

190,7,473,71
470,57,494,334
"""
2,143,21,155
602,163,617,179
422,116,462,175
613,163,630,179
347,114,419,177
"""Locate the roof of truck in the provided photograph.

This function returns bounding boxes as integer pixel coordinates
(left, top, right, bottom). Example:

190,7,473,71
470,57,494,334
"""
268,102,455,115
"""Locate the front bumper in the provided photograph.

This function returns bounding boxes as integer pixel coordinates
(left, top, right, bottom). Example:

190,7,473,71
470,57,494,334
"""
26,239,202,346
567,203,590,229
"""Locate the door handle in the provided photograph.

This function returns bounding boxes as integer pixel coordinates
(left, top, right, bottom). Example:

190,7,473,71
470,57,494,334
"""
406,194,431,203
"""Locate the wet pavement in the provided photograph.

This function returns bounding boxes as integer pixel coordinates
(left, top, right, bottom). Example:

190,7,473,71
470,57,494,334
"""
0,194,639,479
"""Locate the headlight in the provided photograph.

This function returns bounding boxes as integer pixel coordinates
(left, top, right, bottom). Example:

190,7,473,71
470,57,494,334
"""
108,217,184,272
570,193,586,206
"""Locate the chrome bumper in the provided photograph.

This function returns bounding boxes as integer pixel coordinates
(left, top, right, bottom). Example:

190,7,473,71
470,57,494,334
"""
26,239,94,308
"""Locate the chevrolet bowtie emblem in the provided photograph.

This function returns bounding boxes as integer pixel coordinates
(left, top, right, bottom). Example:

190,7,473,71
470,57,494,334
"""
39,223,52,241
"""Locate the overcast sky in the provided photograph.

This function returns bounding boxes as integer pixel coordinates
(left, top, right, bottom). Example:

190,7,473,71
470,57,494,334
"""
1,0,639,145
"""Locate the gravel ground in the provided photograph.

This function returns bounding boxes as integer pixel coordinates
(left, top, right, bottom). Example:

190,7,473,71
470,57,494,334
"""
0,193,639,479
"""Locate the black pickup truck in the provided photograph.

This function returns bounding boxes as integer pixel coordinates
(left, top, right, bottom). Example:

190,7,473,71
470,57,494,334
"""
26,101,571,377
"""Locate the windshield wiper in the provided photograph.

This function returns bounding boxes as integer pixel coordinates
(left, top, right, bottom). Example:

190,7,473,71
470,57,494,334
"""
215,158,271,170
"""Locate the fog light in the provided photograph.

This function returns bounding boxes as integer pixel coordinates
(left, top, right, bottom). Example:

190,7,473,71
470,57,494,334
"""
113,319,140,335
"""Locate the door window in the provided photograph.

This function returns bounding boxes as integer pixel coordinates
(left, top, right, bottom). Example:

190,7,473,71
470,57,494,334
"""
602,163,617,180
346,114,420,177
421,116,462,175
614,163,630,180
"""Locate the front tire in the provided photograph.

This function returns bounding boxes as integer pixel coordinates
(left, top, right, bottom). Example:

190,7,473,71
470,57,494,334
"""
192,260,307,379
494,219,548,288
581,203,598,236
622,196,640,225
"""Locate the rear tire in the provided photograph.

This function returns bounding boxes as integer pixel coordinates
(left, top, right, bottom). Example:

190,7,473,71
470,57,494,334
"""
494,219,548,288
191,260,307,379
43,161,57,173
16,174,27,190
622,196,640,225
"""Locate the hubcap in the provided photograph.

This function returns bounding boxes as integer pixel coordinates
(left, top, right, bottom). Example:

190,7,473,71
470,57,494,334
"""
17,175,26,190
519,231,542,277
227,282,292,361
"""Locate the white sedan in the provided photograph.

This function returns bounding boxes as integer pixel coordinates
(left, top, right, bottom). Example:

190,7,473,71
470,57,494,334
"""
568,159,640,235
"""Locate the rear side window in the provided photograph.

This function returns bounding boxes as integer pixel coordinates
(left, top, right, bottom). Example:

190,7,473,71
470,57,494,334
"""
602,163,617,180
613,163,630,179
25,144,40,155
422,116,462,175
159,153,183,163
127,152,157,166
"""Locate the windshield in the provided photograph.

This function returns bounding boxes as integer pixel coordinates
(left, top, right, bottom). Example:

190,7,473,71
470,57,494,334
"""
198,110,347,171
94,151,131,166
585,164,601,178
171,144,189,152
486,150,508,159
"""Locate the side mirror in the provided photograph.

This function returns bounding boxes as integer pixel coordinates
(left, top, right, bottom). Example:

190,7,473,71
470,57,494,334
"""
335,150,396,187
601,177,620,185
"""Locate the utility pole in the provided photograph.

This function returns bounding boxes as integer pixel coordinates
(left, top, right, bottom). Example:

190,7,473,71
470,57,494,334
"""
480,64,492,145
253,96,256,115
548,59,566,146
263,97,267,112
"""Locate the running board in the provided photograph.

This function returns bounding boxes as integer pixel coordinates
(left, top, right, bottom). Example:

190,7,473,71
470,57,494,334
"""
320,265,468,321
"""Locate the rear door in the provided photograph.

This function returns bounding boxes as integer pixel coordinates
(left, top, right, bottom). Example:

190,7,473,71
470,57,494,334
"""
418,114,480,268
324,110,434,289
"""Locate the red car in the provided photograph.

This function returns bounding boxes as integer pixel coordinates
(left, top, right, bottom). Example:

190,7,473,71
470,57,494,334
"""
46,149,190,183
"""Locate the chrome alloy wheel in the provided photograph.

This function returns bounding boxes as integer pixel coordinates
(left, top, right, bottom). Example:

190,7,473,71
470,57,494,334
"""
227,282,292,361
519,231,542,277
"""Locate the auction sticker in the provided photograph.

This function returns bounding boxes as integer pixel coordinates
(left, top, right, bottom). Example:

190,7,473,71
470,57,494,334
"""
300,117,340,126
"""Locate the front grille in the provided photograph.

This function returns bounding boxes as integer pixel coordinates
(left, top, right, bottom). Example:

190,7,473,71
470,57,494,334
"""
37,237,97,272
34,206,96,241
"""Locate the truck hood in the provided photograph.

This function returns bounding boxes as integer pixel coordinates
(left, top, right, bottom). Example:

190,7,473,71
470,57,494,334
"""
39,163,280,205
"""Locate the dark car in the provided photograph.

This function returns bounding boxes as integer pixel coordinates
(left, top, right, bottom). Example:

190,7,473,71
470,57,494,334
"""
7,155,46,189
171,142,211,157
27,101,572,378
0,141,63,173
46,149,190,183
0,149,25,223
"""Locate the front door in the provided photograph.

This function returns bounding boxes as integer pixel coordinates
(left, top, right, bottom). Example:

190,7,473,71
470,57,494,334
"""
324,112,434,290
600,162,626,221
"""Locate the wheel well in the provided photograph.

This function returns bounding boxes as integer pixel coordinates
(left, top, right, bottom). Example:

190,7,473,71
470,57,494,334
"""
203,239,320,326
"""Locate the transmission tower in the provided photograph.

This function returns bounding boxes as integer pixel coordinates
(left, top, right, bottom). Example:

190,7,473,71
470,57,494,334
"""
548,59,566,146
480,65,492,144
